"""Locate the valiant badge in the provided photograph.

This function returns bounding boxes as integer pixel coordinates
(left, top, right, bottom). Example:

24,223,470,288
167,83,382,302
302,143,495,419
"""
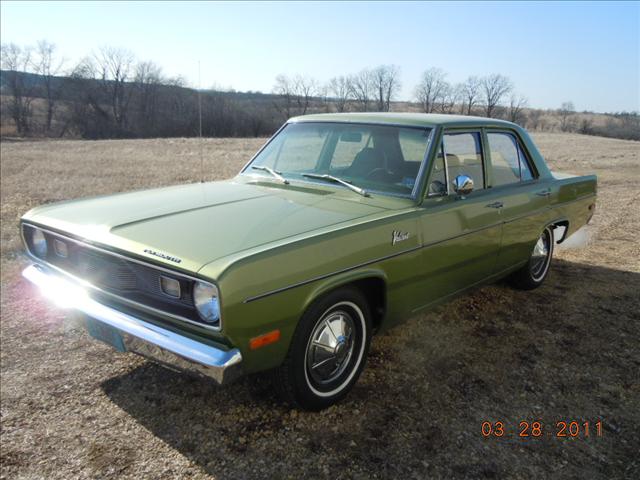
392,230,410,245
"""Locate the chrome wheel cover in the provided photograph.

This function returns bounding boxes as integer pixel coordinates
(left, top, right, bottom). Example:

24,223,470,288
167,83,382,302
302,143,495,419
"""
531,229,551,281
305,310,355,386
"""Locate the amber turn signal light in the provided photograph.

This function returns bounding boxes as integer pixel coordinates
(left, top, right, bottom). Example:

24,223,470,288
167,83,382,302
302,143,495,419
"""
249,330,281,350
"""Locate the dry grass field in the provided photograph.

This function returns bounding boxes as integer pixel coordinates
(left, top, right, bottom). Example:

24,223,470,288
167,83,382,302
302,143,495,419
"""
1,133,639,479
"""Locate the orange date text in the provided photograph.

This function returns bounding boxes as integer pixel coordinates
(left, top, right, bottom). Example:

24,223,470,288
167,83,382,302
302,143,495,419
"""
481,420,603,438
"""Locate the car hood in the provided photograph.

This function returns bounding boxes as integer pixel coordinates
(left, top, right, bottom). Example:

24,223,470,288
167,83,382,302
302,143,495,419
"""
22,179,388,274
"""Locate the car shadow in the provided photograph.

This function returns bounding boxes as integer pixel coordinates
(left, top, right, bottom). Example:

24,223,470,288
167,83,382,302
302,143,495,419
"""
101,259,640,479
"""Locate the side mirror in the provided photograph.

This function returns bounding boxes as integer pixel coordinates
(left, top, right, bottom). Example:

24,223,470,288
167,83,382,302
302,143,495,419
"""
453,175,474,196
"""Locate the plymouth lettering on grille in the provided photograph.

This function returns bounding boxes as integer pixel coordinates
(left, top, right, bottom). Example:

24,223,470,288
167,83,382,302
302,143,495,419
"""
143,249,182,264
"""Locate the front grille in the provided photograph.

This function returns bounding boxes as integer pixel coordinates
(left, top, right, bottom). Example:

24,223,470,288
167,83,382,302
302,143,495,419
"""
76,249,138,291
22,225,212,326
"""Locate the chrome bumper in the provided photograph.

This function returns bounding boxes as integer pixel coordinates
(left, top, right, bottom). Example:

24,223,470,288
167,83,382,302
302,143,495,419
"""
22,264,243,385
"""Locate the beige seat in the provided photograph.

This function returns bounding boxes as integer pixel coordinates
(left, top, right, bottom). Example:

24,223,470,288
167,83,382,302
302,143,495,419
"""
491,151,521,185
446,153,483,189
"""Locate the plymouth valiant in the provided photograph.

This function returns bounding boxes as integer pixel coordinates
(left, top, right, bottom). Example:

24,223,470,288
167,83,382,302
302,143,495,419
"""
21,113,597,410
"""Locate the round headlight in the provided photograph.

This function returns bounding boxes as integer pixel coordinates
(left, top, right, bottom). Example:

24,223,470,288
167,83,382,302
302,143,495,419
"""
193,281,220,325
32,229,48,258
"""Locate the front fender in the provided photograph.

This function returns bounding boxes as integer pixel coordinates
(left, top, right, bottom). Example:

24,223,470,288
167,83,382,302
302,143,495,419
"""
219,267,389,374
301,268,388,314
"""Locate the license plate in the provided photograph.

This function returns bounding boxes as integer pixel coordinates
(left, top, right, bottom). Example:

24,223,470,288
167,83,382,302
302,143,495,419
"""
85,317,126,352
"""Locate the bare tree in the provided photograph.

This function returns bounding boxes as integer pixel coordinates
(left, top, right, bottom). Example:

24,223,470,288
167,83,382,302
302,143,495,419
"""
527,109,542,131
273,74,295,119
438,83,459,114
508,94,528,124
133,61,163,135
272,74,318,119
315,83,330,113
371,65,401,112
93,46,135,131
414,68,449,114
67,57,109,138
1,43,35,134
578,117,593,135
558,101,576,132
459,76,481,115
327,75,352,112
32,40,65,133
67,47,135,137
349,69,375,112
293,75,318,115
481,74,513,117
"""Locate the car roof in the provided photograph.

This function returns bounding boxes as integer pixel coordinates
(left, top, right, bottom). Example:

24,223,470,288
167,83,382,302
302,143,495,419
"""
289,112,519,129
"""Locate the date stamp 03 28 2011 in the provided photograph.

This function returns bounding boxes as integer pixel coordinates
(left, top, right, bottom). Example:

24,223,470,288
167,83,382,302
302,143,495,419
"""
482,420,604,439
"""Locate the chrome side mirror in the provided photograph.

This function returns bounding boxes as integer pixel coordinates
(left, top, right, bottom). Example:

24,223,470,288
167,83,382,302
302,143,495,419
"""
453,175,474,196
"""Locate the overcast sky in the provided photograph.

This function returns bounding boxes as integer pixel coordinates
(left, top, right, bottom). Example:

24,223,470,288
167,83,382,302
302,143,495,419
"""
1,1,638,112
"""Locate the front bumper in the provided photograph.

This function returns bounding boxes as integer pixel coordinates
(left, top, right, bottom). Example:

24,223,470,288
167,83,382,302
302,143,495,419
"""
22,264,243,385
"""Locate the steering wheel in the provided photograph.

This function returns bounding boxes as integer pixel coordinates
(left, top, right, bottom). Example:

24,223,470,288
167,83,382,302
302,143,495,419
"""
365,168,397,181
428,180,446,195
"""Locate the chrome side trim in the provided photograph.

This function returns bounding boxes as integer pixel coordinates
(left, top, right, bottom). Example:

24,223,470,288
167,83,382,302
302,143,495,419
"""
22,264,242,384
242,219,510,304
242,196,576,304
21,223,222,331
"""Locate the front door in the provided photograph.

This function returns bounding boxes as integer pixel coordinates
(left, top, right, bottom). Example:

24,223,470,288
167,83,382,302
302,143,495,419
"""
417,130,504,310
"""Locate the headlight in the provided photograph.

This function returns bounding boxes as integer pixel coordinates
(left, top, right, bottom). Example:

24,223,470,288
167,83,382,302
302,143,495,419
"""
193,281,220,325
32,229,48,258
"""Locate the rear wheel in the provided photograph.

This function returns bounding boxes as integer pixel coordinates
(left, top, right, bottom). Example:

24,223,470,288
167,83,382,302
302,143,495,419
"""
272,287,372,410
509,226,554,290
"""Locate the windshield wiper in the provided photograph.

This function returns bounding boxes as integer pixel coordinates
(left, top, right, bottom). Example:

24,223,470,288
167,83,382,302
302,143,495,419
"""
302,173,369,197
252,165,289,185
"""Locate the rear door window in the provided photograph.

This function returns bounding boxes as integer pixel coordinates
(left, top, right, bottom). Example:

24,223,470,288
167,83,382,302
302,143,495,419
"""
487,132,534,186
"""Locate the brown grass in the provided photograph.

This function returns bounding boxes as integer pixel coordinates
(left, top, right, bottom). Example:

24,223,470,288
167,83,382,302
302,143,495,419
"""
1,134,639,479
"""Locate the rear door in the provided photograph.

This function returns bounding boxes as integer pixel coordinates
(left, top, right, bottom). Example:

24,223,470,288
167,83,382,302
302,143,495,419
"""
485,130,552,272
417,129,505,309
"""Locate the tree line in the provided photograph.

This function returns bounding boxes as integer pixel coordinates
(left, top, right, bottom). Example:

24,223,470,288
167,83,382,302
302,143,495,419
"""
1,41,638,140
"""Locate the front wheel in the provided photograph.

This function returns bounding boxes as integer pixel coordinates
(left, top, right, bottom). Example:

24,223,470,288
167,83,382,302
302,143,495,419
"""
272,287,372,410
509,225,554,290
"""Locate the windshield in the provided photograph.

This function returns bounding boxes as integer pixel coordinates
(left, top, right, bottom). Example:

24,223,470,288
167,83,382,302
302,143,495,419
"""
244,122,433,197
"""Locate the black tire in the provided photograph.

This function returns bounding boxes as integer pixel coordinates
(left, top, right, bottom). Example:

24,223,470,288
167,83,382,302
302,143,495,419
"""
272,286,372,411
509,225,554,290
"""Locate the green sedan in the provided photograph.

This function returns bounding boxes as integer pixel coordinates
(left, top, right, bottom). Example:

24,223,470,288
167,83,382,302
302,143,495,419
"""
20,113,597,410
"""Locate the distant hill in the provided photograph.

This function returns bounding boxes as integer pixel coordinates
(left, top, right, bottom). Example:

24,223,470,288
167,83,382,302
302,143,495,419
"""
1,70,638,141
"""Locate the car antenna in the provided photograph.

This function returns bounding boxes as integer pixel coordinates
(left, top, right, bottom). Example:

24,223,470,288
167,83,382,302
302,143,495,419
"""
198,60,204,183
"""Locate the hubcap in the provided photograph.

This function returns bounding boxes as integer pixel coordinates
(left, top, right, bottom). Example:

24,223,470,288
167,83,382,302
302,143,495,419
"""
531,230,551,279
306,311,355,386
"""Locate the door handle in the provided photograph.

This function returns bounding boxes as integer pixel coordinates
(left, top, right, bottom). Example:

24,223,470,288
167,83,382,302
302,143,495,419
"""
536,189,551,197
486,201,504,209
